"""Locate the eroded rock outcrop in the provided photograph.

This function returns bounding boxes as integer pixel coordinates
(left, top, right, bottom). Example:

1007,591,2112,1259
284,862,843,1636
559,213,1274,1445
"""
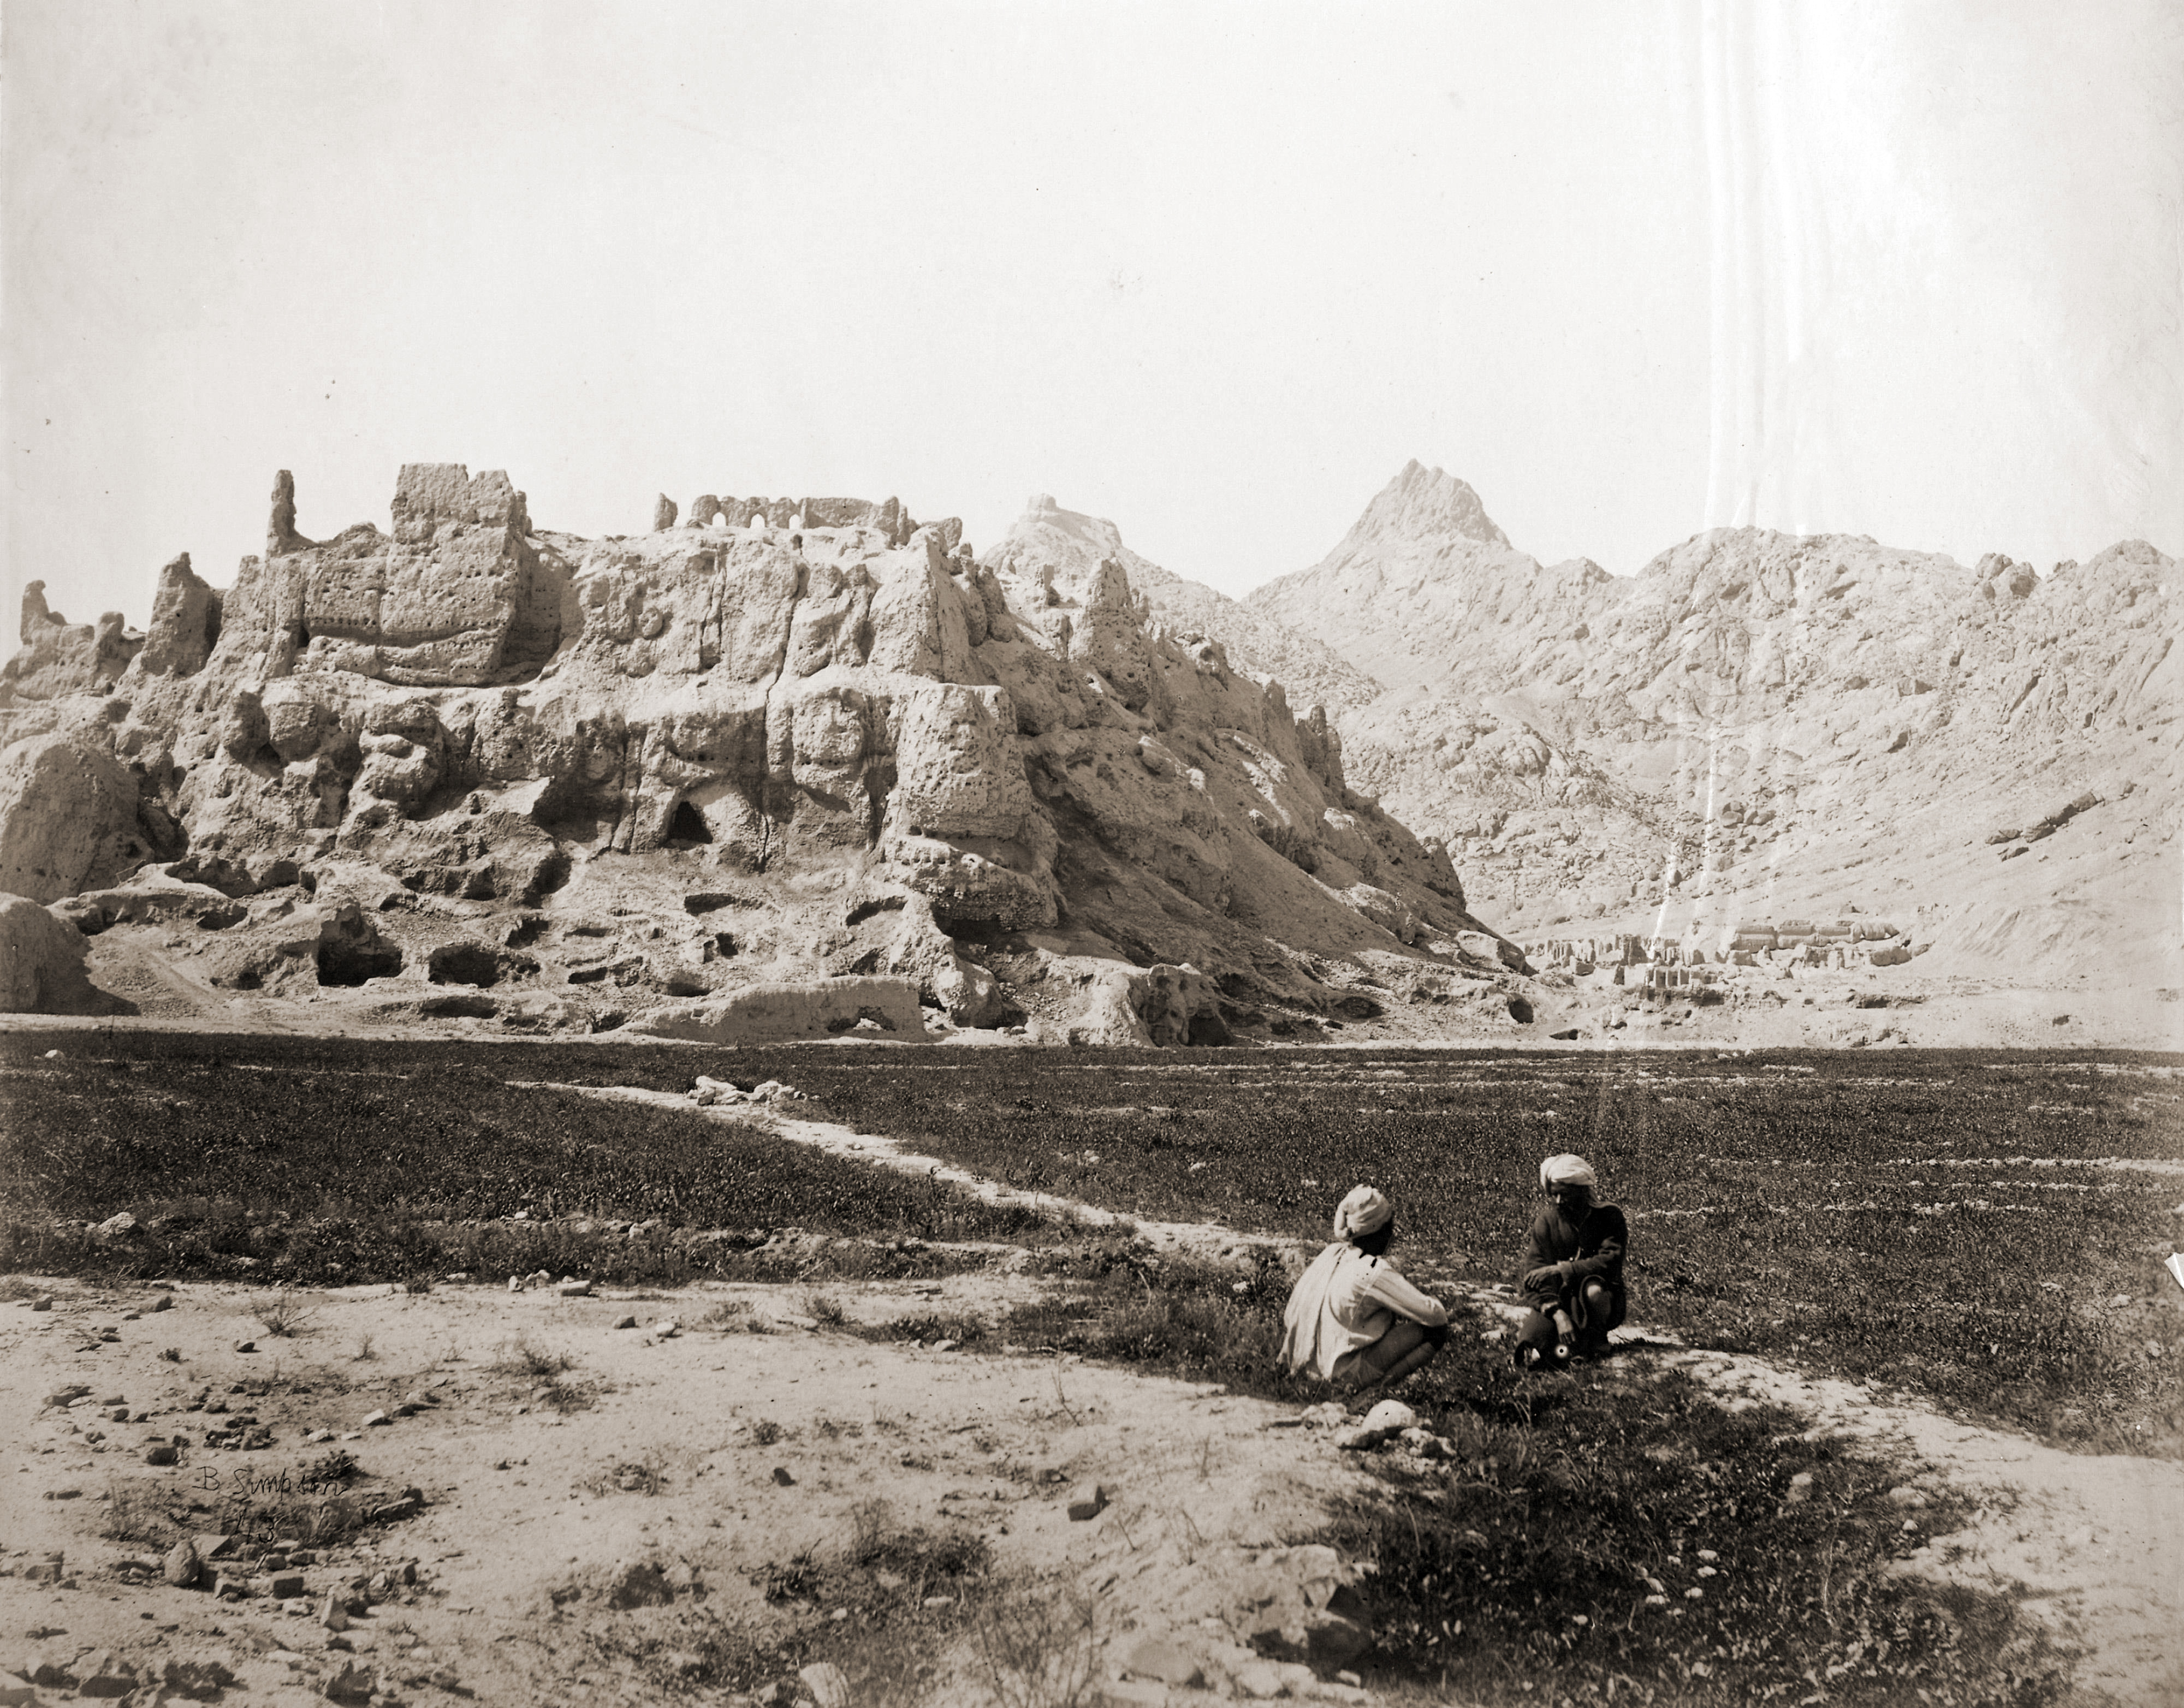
134,554,224,679
0,463,1499,1042
0,734,161,902
1,585,143,705
0,893,135,1015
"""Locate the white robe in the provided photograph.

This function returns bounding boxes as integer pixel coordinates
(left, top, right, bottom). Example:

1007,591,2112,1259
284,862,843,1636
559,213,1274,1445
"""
1279,1241,1450,1381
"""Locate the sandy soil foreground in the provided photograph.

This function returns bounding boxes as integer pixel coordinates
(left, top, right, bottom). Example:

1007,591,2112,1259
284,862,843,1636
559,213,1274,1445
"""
2,1273,1390,1707
5,1269,2183,1707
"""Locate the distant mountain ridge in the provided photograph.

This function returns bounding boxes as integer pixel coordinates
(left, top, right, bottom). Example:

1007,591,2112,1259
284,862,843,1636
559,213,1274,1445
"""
1136,461,2182,997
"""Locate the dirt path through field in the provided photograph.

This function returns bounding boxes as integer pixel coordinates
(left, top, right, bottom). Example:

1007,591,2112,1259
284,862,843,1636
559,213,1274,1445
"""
1651,1350,2184,1706
624,1091,2184,1706
517,1082,1309,1266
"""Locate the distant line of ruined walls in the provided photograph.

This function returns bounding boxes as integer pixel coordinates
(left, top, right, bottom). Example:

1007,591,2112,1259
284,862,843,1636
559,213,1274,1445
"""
1523,917,1916,981
654,491,963,556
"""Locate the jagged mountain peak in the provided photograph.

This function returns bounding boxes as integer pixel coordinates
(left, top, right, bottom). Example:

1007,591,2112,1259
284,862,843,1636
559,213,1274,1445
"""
1341,460,1511,551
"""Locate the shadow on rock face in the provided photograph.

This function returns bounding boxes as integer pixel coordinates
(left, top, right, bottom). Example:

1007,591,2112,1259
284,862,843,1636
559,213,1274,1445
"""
427,942,505,988
318,937,405,987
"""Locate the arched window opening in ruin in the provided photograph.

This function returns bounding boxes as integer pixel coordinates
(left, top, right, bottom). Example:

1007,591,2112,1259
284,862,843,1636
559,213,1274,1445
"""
668,800,713,846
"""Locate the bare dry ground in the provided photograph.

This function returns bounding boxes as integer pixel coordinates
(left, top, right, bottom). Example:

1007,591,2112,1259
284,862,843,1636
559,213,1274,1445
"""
3,1271,1389,1707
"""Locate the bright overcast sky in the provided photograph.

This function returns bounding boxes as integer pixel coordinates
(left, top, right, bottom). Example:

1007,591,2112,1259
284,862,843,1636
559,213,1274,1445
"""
5,1,2180,629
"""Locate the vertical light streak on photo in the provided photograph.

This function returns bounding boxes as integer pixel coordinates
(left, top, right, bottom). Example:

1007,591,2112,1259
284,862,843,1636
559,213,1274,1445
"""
1652,734,1694,950
1649,842,1680,948
1698,727,1720,899
1698,0,1766,535
1743,721,1791,957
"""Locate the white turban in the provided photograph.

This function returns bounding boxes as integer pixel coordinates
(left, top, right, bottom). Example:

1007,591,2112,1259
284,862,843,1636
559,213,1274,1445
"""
1333,1185,1393,1239
1540,1154,1598,1189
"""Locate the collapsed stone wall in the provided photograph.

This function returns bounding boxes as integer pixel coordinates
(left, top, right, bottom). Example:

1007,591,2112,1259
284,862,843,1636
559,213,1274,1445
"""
0,585,144,705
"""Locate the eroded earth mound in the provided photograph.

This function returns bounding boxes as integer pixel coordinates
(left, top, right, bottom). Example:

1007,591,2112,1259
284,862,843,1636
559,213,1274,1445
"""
0,465,1535,1040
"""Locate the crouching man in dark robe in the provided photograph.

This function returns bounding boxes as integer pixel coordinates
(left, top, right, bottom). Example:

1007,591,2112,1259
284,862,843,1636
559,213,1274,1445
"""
1514,1153,1628,1368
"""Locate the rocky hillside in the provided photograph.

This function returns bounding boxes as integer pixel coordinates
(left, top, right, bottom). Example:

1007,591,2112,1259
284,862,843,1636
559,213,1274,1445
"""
1141,463,2182,1022
1000,495,1387,721
0,465,1552,1043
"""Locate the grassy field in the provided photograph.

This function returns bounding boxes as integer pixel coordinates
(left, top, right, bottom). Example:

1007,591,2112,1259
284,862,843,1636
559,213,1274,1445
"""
0,1034,1060,1284
4,1033,2179,1449
5,1029,2168,1704
800,1047,2184,1455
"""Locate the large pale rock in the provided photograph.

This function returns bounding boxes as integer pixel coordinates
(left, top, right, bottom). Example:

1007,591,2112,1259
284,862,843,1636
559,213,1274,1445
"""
1068,967,1153,1046
1227,1544,1374,1669
931,953,1008,1027
1340,882,1417,944
52,879,247,935
1453,929,1527,972
1066,962,1226,1047
887,833,1058,931
852,890,1014,1027
353,699,446,812
0,734,148,902
867,535,974,680
893,685,1035,840
0,894,133,1014
262,680,336,763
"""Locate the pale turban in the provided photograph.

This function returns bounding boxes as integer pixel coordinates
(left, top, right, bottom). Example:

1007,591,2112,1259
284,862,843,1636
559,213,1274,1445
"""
1539,1154,1598,1189
1333,1185,1393,1239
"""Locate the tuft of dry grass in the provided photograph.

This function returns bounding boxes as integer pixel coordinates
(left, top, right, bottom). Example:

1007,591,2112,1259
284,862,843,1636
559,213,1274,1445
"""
251,1289,316,1338
101,1480,175,1547
497,1335,574,1378
969,1580,1105,1708
601,1453,668,1496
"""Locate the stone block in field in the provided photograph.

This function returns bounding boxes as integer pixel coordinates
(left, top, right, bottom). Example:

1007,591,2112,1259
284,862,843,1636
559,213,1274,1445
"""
629,977,927,1044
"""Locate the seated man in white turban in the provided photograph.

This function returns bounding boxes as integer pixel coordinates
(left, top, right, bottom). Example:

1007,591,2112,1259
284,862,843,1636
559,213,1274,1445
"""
1514,1153,1628,1368
1280,1185,1452,1394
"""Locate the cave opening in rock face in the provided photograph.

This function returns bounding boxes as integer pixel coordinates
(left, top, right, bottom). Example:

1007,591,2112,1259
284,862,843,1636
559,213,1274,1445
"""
317,940,403,986
667,800,713,846
427,943,502,987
